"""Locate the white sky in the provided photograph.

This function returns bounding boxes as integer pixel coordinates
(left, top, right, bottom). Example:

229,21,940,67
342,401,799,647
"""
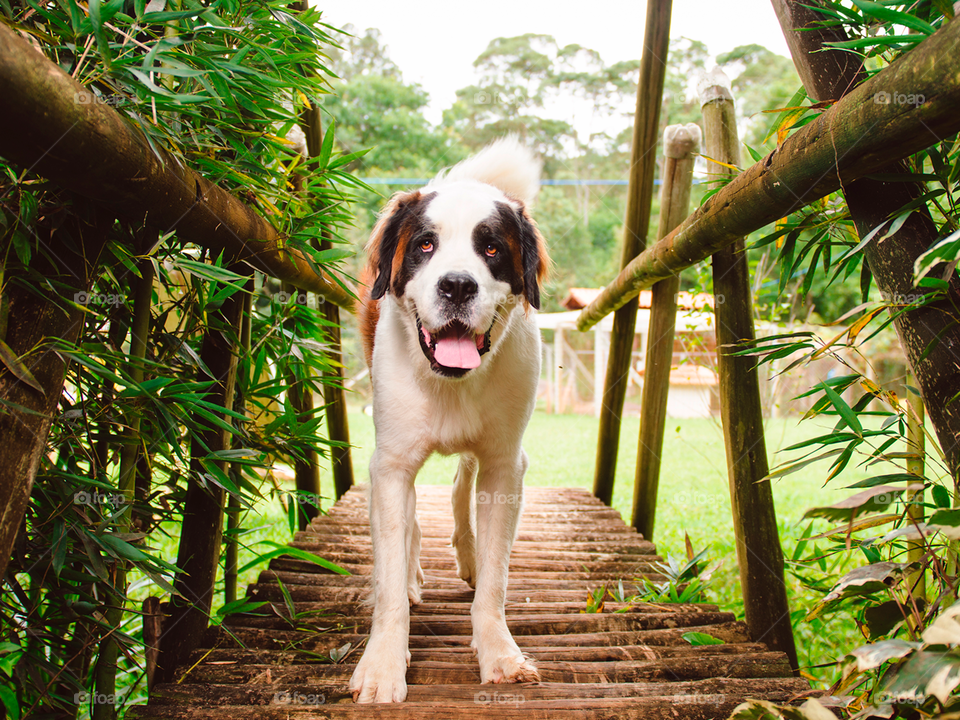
317,0,793,124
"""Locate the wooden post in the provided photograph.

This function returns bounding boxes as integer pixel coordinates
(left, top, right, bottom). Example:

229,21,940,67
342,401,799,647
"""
905,372,925,600
292,44,355,500
154,281,246,685
282,284,322,527
554,326,565,414
224,284,253,605
632,124,701,540
93,258,154,720
575,14,960,333
592,0,673,505
0,206,110,579
702,72,798,672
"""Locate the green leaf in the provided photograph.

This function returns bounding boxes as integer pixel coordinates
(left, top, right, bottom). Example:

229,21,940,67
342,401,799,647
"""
803,486,907,522
0,339,44,395
824,561,917,603
0,684,19,720
820,381,863,435
847,638,918,671
681,632,724,646
932,484,952,509
851,0,937,35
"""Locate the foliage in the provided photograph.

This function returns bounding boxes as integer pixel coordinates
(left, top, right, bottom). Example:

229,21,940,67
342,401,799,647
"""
724,2,960,717
0,1,356,717
584,545,717,612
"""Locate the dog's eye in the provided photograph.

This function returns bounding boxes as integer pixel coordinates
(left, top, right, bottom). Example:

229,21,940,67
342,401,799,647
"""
484,244,498,258
419,239,434,253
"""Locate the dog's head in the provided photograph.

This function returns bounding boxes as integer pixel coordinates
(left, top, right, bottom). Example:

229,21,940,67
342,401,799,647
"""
363,138,548,378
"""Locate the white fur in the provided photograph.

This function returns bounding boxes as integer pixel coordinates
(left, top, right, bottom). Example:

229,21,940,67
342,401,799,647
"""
428,135,542,206
349,140,543,704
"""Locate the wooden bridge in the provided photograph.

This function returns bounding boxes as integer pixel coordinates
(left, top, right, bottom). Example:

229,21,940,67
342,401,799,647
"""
129,485,809,719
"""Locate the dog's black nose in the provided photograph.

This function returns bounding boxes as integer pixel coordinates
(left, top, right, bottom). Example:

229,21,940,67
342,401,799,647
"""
438,273,478,304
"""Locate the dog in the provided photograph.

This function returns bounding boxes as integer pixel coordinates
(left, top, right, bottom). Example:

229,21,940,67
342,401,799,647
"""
349,137,548,703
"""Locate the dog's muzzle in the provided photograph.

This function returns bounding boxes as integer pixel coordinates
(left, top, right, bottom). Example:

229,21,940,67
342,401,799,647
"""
417,316,492,377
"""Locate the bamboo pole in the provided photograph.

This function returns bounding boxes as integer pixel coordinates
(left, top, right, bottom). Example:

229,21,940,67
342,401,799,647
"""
154,281,247,685
224,285,253,605
592,0,673,505
905,372,925,600
0,22,354,310
295,75,355,500
91,258,154,720
702,73,798,672
632,124,701,540
283,284,322,525
576,14,960,332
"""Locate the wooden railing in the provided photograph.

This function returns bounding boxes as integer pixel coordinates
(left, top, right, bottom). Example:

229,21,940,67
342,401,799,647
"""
579,1,960,677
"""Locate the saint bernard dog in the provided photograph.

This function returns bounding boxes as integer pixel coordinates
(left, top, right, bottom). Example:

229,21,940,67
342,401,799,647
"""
349,137,548,703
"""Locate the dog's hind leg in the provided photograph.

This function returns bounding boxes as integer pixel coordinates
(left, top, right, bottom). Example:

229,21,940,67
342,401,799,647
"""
451,454,478,589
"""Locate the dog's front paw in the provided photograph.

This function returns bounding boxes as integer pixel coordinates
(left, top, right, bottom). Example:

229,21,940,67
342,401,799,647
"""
349,645,409,703
480,650,540,684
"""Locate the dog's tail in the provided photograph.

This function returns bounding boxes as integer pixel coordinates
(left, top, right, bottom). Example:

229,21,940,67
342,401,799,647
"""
430,136,541,206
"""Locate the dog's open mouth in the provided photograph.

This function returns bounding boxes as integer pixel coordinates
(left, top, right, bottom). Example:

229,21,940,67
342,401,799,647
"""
417,318,492,376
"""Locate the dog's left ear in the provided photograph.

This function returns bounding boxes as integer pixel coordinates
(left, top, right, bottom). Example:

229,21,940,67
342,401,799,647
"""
516,205,548,310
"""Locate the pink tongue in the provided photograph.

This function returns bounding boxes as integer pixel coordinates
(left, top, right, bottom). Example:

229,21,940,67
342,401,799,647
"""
434,333,482,369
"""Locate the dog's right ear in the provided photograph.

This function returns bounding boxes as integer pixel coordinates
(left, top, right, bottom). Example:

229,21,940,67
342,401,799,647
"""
367,191,423,300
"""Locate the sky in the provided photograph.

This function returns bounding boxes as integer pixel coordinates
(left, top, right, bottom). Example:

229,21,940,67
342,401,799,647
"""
317,0,794,124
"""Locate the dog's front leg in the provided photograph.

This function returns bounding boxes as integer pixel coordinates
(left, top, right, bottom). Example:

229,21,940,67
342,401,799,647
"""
472,450,540,685
349,457,416,703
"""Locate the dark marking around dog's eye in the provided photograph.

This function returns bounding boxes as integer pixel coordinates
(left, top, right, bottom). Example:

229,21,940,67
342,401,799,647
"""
473,220,522,298
370,192,436,300
394,225,438,295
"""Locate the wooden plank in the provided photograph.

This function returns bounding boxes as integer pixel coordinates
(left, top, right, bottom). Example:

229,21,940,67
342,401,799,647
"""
147,677,812,706
136,484,807,718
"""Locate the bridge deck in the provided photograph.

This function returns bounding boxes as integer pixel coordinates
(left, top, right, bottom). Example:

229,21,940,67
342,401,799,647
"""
129,484,809,719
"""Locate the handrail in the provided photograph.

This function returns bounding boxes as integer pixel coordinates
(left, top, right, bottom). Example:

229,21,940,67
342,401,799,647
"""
0,22,355,311
576,15,960,331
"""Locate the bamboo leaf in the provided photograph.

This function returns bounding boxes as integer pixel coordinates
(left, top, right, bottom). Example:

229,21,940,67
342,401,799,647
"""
0,339,44,395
